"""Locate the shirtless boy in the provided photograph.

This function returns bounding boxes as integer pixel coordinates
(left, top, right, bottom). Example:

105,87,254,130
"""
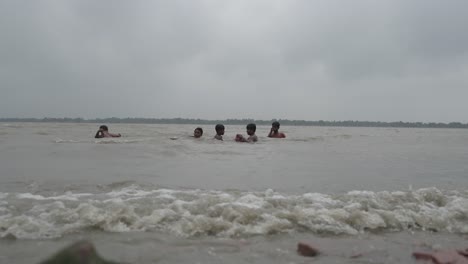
95,125,121,138
235,123,258,142
214,124,224,140
268,121,286,138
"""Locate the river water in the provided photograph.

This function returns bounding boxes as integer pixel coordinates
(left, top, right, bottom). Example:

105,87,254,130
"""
0,122,467,263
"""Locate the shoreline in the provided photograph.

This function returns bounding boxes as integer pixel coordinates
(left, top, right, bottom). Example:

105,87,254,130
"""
2,230,466,264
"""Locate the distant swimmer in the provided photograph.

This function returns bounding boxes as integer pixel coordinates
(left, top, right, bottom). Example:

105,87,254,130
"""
95,125,121,138
193,127,203,138
235,123,258,142
268,121,286,138
214,124,225,140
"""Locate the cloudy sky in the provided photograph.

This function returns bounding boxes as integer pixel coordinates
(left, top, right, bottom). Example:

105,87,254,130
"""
1,0,468,122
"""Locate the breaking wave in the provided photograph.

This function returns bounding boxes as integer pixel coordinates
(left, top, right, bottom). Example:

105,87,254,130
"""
1,186,467,239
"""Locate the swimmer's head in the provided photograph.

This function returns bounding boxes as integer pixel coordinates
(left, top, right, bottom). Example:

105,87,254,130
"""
194,127,203,138
272,121,280,129
215,124,225,135
99,125,108,131
246,123,256,135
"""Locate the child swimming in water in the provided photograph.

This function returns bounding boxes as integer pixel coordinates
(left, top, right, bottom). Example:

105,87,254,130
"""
268,121,286,138
94,125,121,138
193,127,203,138
214,124,224,140
235,123,258,142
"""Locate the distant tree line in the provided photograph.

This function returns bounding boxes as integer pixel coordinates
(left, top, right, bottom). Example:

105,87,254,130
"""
1,117,467,129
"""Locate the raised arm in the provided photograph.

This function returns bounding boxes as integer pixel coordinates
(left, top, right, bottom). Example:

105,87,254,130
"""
268,127,274,137
95,130,103,138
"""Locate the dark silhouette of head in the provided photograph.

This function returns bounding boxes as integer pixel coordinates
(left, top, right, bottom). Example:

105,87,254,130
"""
99,125,108,131
272,121,280,128
246,123,256,133
215,124,225,135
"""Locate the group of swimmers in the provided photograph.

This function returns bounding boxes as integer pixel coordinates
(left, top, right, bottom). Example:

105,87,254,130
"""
95,121,286,142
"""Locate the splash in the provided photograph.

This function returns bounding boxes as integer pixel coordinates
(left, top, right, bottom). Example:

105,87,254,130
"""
1,186,467,239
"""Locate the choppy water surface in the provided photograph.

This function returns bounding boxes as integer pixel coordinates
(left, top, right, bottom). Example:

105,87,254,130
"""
1,122,468,263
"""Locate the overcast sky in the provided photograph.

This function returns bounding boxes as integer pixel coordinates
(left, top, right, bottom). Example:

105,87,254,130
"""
1,0,468,122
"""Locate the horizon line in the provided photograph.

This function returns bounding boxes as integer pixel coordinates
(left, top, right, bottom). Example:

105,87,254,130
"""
1,117,467,128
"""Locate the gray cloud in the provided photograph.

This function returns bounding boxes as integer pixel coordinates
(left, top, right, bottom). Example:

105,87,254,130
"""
1,0,468,122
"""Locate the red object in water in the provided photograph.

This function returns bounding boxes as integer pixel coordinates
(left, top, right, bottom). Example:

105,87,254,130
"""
413,250,468,264
297,242,320,257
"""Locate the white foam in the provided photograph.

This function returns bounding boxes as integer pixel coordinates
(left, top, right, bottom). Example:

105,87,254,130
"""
95,139,145,144
2,187,468,239
53,138,83,143
16,192,92,201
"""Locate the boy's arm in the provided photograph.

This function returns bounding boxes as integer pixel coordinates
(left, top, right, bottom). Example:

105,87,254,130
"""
268,128,274,137
95,131,103,138
101,131,120,137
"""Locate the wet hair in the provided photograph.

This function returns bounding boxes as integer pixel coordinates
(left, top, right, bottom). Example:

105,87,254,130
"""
215,124,225,132
99,125,108,131
194,127,203,135
272,121,280,128
246,123,256,132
